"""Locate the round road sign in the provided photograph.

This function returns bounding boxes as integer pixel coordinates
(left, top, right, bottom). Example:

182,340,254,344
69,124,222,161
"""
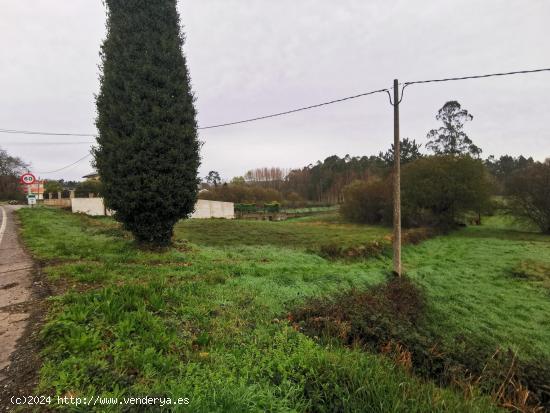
20,173,36,185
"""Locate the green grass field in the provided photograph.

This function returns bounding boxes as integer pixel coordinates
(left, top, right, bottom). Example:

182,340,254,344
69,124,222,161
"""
16,208,550,412
174,213,389,249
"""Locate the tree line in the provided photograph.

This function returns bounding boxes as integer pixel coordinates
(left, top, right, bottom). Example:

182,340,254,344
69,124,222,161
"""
200,100,548,233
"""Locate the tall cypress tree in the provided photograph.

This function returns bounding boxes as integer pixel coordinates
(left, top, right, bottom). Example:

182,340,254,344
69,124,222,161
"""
95,0,200,246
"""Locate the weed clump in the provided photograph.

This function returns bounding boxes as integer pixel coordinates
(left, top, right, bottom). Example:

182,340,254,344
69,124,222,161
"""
291,277,550,411
318,240,390,260
292,276,426,349
317,228,439,260
510,260,550,292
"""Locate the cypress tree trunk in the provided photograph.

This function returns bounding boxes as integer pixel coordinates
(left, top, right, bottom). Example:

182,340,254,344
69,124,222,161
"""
95,0,200,246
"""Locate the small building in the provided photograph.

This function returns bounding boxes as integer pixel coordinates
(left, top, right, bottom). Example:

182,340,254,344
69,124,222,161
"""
82,173,100,181
20,180,45,200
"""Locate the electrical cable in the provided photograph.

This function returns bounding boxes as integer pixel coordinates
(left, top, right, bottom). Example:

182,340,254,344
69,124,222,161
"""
36,153,92,175
2,67,549,173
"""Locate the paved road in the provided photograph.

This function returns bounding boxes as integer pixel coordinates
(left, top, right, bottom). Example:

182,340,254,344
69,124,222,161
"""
0,205,34,382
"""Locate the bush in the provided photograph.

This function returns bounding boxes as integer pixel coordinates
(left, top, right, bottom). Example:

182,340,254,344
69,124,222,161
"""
318,240,390,260
401,155,492,228
235,203,257,214
505,160,550,234
291,278,550,410
292,276,426,349
264,202,280,213
44,180,63,194
340,156,492,229
75,180,103,197
0,176,26,202
340,179,392,225
199,184,283,204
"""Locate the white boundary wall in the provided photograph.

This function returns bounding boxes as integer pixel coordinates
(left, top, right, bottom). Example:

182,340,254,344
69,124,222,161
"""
71,198,234,219
71,198,107,216
191,199,234,219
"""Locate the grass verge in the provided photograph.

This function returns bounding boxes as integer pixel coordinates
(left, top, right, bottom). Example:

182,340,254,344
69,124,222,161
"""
14,207,550,411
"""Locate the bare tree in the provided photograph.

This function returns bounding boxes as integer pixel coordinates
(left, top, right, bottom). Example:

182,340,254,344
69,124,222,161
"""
0,147,28,200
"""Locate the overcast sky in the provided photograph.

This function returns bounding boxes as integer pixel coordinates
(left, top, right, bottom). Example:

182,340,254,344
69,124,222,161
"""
1,0,549,181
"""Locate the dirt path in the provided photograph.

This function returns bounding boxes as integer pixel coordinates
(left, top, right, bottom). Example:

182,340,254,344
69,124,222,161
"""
0,205,42,390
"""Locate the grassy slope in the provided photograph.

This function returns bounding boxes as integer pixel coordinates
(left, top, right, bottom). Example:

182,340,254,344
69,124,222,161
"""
175,213,389,249
408,216,550,359
17,208,550,412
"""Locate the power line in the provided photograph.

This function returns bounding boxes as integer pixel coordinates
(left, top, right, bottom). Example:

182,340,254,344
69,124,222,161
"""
0,87,390,137
387,67,550,106
1,67,549,138
3,67,550,174
2,141,94,145
36,153,92,175
0,128,96,137
197,88,390,130
403,67,550,86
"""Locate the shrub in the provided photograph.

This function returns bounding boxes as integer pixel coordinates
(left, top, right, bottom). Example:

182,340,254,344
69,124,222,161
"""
264,201,281,213
74,180,103,197
340,156,492,229
0,176,26,202
292,276,426,349
291,278,550,410
199,184,283,204
234,203,258,214
402,227,440,245
340,179,392,225
505,160,550,234
401,155,492,228
318,240,390,261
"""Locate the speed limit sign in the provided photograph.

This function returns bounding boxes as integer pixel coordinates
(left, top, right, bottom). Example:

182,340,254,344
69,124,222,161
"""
20,173,36,185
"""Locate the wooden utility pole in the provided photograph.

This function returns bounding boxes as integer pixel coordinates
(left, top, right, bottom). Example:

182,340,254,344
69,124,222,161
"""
392,79,402,276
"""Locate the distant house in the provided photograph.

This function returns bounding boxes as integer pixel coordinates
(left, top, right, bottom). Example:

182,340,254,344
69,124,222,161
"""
82,173,100,181
20,180,45,200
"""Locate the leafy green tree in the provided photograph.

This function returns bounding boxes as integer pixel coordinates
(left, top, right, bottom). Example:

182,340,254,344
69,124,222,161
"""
94,0,200,246
485,155,535,194
0,147,28,201
340,156,492,229
44,180,63,194
426,101,481,157
285,155,385,203
402,155,491,227
205,171,222,187
379,138,423,166
340,179,392,225
506,160,550,234
230,176,246,185
75,180,103,197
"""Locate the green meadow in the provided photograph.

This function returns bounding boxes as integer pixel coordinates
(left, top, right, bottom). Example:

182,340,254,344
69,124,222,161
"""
16,207,550,412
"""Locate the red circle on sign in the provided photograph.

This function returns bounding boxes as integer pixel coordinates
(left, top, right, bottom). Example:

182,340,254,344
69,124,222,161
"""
20,173,36,185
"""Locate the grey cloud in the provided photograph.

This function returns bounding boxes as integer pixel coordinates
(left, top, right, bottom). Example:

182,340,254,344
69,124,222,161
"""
0,0,548,181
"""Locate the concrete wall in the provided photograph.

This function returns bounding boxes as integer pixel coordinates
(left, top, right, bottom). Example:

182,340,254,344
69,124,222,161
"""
191,199,235,219
71,198,234,219
71,198,106,216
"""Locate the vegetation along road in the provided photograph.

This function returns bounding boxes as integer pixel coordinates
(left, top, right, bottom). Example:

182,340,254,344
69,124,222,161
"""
7,207,550,412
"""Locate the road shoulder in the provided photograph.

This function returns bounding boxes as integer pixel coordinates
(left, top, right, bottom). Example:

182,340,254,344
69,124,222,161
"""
0,206,50,411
